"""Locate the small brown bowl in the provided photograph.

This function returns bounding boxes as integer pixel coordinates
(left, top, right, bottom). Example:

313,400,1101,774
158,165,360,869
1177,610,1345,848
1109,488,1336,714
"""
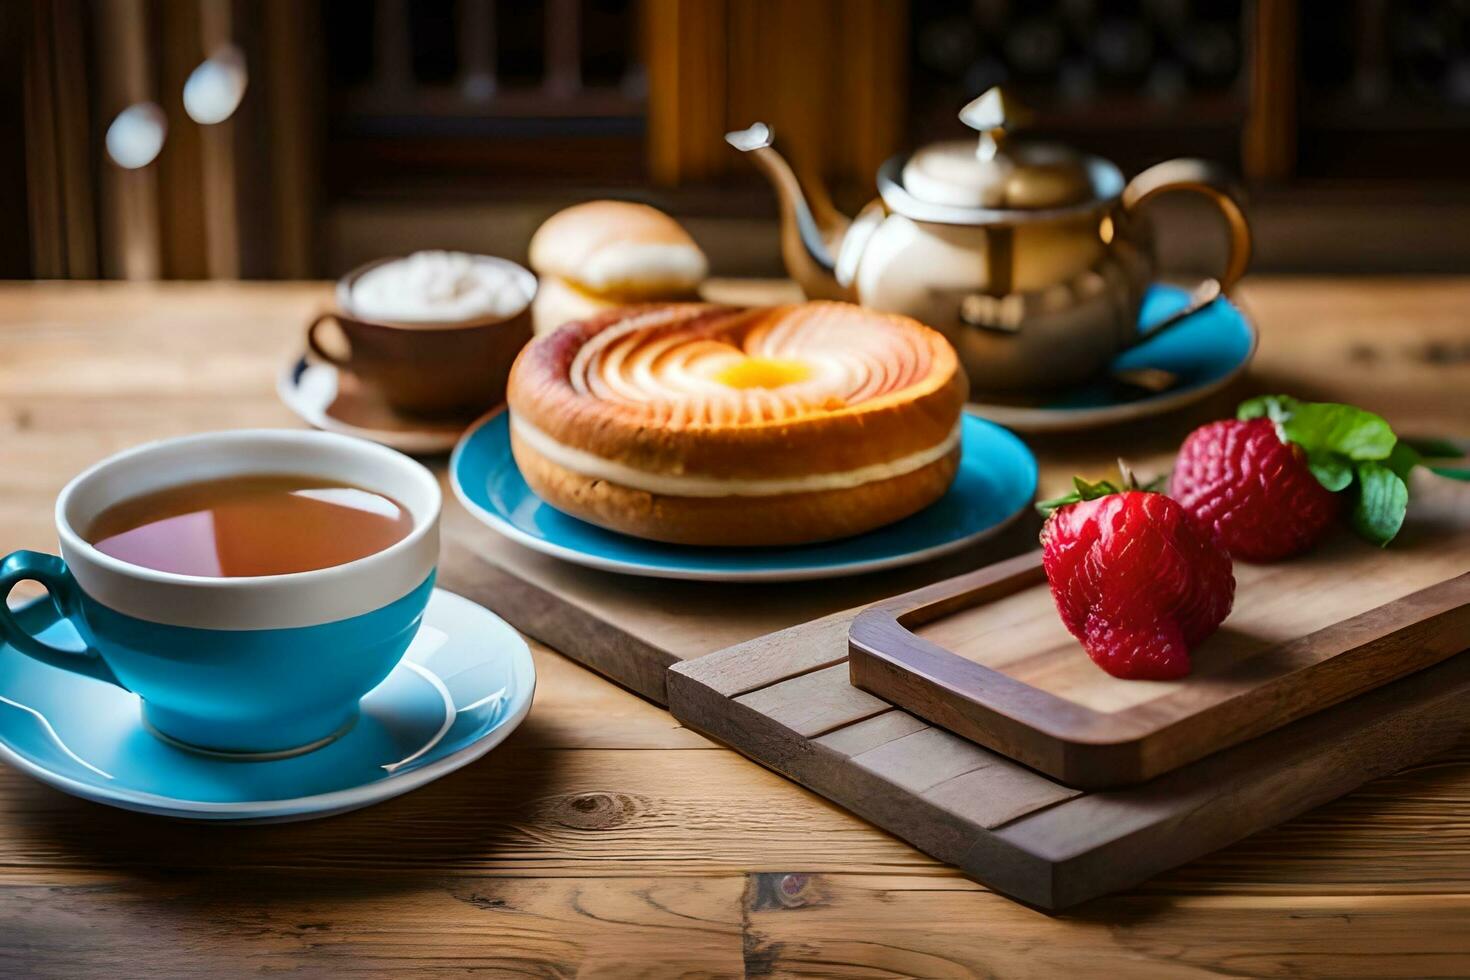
307,256,537,420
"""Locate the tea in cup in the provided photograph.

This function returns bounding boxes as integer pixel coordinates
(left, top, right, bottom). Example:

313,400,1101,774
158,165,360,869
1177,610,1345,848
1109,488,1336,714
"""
308,252,537,419
0,430,441,757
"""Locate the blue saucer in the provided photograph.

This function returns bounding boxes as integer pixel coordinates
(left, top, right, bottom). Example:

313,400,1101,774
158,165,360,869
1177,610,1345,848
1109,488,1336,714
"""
969,283,1258,432
0,589,534,822
452,412,1038,582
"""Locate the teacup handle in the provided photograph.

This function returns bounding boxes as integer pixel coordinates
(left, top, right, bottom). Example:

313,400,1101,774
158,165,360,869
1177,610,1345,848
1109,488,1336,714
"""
0,551,120,687
1122,159,1252,293
306,312,351,367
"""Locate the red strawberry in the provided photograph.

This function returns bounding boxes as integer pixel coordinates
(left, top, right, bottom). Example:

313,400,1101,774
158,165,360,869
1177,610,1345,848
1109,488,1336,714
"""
1172,418,1341,562
1040,480,1235,680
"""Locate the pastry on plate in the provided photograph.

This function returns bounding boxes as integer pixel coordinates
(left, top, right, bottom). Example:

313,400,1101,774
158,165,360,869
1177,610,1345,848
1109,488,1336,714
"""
506,301,968,546
528,201,707,335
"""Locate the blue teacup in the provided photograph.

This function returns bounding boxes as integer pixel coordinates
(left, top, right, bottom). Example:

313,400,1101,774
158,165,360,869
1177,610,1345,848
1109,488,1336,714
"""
0,430,441,757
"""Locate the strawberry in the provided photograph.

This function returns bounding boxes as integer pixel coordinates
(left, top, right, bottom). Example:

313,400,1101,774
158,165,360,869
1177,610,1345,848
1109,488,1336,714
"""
1172,417,1340,562
1039,476,1235,680
1172,395,1470,560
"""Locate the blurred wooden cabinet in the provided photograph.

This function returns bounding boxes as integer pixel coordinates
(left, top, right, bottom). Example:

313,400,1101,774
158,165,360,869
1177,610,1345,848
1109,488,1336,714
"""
10,0,1470,279
644,0,906,189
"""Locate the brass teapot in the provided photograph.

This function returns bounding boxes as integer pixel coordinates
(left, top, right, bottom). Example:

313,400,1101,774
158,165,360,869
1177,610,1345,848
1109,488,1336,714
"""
728,88,1251,393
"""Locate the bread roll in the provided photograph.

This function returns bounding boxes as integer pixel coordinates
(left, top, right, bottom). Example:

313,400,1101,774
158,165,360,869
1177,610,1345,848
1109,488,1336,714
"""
528,201,707,300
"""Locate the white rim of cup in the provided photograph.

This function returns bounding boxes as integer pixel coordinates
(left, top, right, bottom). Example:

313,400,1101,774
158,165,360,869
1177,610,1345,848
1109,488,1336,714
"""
52,429,442,591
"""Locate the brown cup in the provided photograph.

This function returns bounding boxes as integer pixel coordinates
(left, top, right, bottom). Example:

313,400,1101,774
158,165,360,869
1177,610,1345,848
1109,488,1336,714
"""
307,256,536,420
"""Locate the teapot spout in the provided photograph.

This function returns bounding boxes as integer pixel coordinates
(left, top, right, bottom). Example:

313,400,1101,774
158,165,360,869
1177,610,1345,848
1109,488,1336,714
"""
726,123,852,300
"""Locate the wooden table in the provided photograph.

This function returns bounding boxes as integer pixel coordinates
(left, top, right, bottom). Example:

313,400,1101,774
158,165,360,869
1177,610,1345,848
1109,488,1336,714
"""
0,280,1467,976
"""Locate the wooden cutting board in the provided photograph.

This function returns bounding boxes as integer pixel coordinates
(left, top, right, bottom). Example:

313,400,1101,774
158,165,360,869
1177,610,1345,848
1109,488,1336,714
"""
848,473,1470,788
666,596,1470,909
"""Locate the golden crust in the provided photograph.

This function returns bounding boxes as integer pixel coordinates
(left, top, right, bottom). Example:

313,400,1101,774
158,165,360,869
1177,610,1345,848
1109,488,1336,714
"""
507,302,968,481
512,429,961,546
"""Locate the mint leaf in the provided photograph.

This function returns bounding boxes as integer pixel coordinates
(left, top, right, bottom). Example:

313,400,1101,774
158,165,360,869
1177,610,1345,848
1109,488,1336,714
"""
1241,395,1396,461
1399,438,1469,480
1386,441,1422,481
1351,461,1409,546
1279,402,1396,461
1387,441,1470,481
1402,436,1465,460
1235,396,1465,545
1307,452,1354,492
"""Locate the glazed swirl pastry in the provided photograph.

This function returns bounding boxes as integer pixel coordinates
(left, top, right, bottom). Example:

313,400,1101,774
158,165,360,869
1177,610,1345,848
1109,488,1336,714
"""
507,302,968,546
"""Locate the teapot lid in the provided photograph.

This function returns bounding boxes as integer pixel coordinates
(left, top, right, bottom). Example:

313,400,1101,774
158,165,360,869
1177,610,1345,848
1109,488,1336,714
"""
901,88,1092,210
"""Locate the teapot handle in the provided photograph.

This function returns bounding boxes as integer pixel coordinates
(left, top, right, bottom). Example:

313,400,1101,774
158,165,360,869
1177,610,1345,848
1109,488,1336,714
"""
1122,159,1252,292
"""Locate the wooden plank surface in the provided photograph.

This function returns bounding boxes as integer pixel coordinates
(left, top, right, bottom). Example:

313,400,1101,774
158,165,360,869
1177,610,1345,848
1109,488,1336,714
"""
0,280,1468,970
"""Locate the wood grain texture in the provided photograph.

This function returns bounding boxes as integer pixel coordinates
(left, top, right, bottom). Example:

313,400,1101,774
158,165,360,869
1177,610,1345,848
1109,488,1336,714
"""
1,280,1468,971
742,875,1470,978
850,477,1470,787
0,875,751,978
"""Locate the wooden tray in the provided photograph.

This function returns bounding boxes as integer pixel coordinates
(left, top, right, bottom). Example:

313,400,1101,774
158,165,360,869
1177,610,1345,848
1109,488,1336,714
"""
667,597,1470,910
849,485,1470,788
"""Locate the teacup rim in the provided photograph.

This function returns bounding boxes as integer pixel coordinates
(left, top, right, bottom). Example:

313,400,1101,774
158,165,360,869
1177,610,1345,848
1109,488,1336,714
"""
332,253,539,331
54,428,443,590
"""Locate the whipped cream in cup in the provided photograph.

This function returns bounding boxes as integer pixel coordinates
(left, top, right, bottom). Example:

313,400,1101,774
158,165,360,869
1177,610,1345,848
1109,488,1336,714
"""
343,251,535,326
310,253,537,418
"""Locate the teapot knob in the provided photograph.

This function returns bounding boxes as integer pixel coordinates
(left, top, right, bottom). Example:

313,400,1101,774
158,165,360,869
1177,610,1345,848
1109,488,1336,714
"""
958,87,1028,162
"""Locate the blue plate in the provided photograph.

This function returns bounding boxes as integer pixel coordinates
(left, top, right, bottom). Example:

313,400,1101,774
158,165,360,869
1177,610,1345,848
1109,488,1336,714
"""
0,589,535,822
452,411,1038,582
969,283,1258,433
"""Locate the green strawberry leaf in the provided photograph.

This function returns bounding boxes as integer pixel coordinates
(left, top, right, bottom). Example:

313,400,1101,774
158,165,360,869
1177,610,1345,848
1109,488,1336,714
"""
1402,436,1465,460
1306,452,1354,492
1351,461,1409,547
1036,466,1168,518
1430,465,1470,481
1035,477,1120,516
